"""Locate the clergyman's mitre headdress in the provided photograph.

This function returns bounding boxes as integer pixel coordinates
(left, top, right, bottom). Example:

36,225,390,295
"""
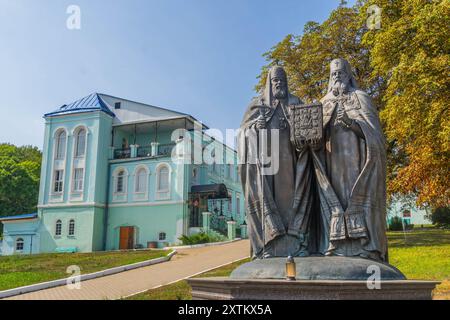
327,58,359,93
263,66,289,107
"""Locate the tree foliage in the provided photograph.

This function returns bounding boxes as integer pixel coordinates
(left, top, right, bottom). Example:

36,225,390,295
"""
256,0,449,209
0,144,42,216
429,207,450,227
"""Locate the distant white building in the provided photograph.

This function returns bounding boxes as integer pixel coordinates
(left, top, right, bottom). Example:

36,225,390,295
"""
387,197,432,226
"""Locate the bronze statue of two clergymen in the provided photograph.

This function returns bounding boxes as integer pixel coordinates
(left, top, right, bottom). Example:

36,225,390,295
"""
238,58,388,262
188,58,442,298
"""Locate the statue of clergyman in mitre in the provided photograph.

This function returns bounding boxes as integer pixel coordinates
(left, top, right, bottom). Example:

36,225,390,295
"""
320,58,388,261
238,58,388,262
237,66,302,258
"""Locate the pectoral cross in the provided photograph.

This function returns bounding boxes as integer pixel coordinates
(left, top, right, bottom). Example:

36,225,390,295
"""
332,92,350,126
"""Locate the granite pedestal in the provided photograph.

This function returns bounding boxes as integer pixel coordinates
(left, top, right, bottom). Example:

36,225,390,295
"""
187,257,439,300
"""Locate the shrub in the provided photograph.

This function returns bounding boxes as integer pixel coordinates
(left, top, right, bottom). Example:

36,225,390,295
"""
178,231,225,245
388,216,404,231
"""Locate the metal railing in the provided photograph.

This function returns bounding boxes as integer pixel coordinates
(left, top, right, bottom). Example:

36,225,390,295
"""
114,148,131,159
114,144,176,160
158,144,175,157
137,145,152,158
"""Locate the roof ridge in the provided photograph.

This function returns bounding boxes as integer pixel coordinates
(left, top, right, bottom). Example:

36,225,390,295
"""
97,93,189,116
44,92,115,118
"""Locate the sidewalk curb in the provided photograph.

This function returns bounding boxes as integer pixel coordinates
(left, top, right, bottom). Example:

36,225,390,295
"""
0,250,177,299
163,238,242,250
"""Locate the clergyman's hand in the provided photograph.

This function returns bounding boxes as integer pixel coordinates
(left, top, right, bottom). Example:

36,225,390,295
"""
310,138,322,151
336,108,352,128
256,115,266,130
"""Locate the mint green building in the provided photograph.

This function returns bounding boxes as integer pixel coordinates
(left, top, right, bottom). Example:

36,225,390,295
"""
1,93,245,255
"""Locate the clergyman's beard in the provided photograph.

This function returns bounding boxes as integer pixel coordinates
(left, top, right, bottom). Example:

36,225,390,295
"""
273,87,287,99
332,80,349,96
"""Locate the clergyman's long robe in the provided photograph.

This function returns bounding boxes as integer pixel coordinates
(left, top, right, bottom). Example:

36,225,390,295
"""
320,89,388,261
238,93,301,258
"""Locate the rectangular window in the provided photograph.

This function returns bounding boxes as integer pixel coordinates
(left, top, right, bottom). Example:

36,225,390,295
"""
228,192,232,212
16,239,24,251
135,169,147,193
117,176,124,193
158,168,169,191
72,168,84,192
114,102,121,109
54,170,64,193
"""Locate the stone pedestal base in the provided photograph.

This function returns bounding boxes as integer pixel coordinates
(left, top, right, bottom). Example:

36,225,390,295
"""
230,256,407,280
188,277,439,300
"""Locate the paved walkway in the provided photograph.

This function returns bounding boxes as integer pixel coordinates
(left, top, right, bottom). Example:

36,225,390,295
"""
5,240,250,300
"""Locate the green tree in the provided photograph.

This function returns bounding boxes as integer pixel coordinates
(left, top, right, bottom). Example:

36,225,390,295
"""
0,144,42,217
430,207,450,227
256,0,449,209
361,0,450,208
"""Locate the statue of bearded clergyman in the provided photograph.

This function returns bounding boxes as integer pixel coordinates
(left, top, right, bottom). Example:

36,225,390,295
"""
319,58,388,261
238,66,302,258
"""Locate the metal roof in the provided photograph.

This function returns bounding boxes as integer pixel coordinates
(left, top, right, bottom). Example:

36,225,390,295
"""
43,92,210,130
44,93,116,118
0,213,38,221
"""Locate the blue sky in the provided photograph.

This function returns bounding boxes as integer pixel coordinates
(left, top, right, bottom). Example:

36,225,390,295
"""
0,0,352,148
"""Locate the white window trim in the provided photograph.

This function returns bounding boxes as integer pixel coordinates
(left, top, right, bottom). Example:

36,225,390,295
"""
72,126,89,159
69,126,89,202
54,128,68,160
52,169,65,195
49,127,69,201
133,165,150,201
15,237,24,253
55,219,63,237
112,167,129,202
71,167,85,194
68,219,76,237
155,163,171,200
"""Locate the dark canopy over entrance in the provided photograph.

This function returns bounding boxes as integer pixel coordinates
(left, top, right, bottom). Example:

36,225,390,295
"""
190,183,229,200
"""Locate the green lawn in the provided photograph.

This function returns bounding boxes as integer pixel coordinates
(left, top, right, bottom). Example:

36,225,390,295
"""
128,229,450,300
386,229,450,299
0,249,170,291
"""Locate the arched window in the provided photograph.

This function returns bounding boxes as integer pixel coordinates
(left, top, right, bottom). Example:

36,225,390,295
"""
68,219,75,236
135,167,148,193
55,220,62,236
15,238,24,252
157,165,169,191
116,169,126,193
74,128,86,157
55,130,66,159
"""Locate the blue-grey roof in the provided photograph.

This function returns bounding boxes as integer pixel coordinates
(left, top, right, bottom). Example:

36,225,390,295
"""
0,213,38,221
44,93,116,118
